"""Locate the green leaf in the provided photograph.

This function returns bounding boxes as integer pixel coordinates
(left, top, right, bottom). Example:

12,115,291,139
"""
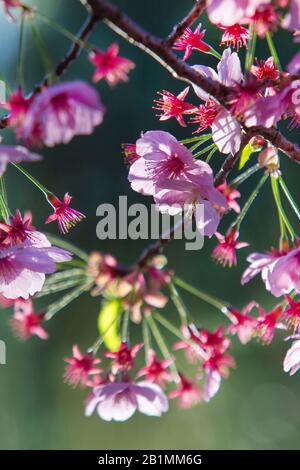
239,143,253,170
98,300,122,352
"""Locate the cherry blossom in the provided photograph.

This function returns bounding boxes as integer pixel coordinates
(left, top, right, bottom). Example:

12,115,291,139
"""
206,0,270,27
173,24,211,60
0,145,42,177
45,193,85,234
212,228,249,267
227,302,258,344
105,341,143,374
169,374,202,408
10,299,48,340
85,380,168,421
192,48,242,154
21,81,105,147
283,337,300,375
64,345,102,387
89,43,135,86
136,350,173,386
153,87,197,127
218,23,250,50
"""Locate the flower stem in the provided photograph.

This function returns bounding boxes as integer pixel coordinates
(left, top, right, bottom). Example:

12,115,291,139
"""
147,315,179,382
209,48,221,60
0,193,10,222
168,283,188,325
121,310,130,342
265,31,282,71
45,282,93,321
179,134,212,145
36,277,86,297
271,176,296,241
279,177,300,220
193,143,217,159
35,10,93,52
154,312,209,361
12,163,50,197
30,19,54,77
17,13,25,88
0,176,8,205
230,163,260,187
142,317,151,361
173,276,227,311
245,27,256,72
205,146,217,163
233,174,268,230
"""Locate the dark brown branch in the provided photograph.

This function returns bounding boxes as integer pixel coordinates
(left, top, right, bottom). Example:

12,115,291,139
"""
85,0,227,99
85,0,300,165
214,134,252,186
34,14,99,93
166,0,206,47
248,126,300,164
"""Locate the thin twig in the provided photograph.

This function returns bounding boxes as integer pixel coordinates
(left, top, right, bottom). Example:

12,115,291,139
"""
166,0,206,46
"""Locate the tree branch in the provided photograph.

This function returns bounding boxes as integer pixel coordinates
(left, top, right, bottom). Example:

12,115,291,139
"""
214,134,252,186
84,0,300,165
166,0,206,47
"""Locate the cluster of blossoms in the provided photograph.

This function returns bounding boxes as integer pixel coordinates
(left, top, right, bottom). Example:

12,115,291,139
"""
0,0,300,425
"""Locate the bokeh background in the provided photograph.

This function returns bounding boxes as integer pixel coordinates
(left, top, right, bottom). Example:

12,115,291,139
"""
0,0,300,450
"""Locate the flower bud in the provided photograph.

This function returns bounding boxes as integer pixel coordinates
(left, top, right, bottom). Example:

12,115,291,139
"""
258,145,281,177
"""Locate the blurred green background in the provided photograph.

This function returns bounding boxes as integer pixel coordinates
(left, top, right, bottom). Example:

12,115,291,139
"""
0,0,300,450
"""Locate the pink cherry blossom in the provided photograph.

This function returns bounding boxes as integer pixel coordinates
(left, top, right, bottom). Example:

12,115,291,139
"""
203,370,221,402
45,193,85,234
206,0,270,27
218,23,250,50
0,145,42,177
21,81,105,147
192,48,242,154
250,57,279,80
85,380,168,421
105,341,143,374
241,248,286,290
255,304,285,343
0,236,72,300
216,181,241,213
212,228,249,267
172,24,211,60
282,0,300,31
243,4,280,38
64,345,102,387
267,246,300,297
89,43,135,87
190,99,219,133
284,296,300,334
1,0,22,20
202,351,236,378
2,88,31,134
227,302,258,344
283,338,300,375
128,130,212,196
0,210,35,245
153,87,197,127
287,51,300,74
127,131,227,237
244,81,299,128
10,299,48,340
136,350,173,386
169,373,202,408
